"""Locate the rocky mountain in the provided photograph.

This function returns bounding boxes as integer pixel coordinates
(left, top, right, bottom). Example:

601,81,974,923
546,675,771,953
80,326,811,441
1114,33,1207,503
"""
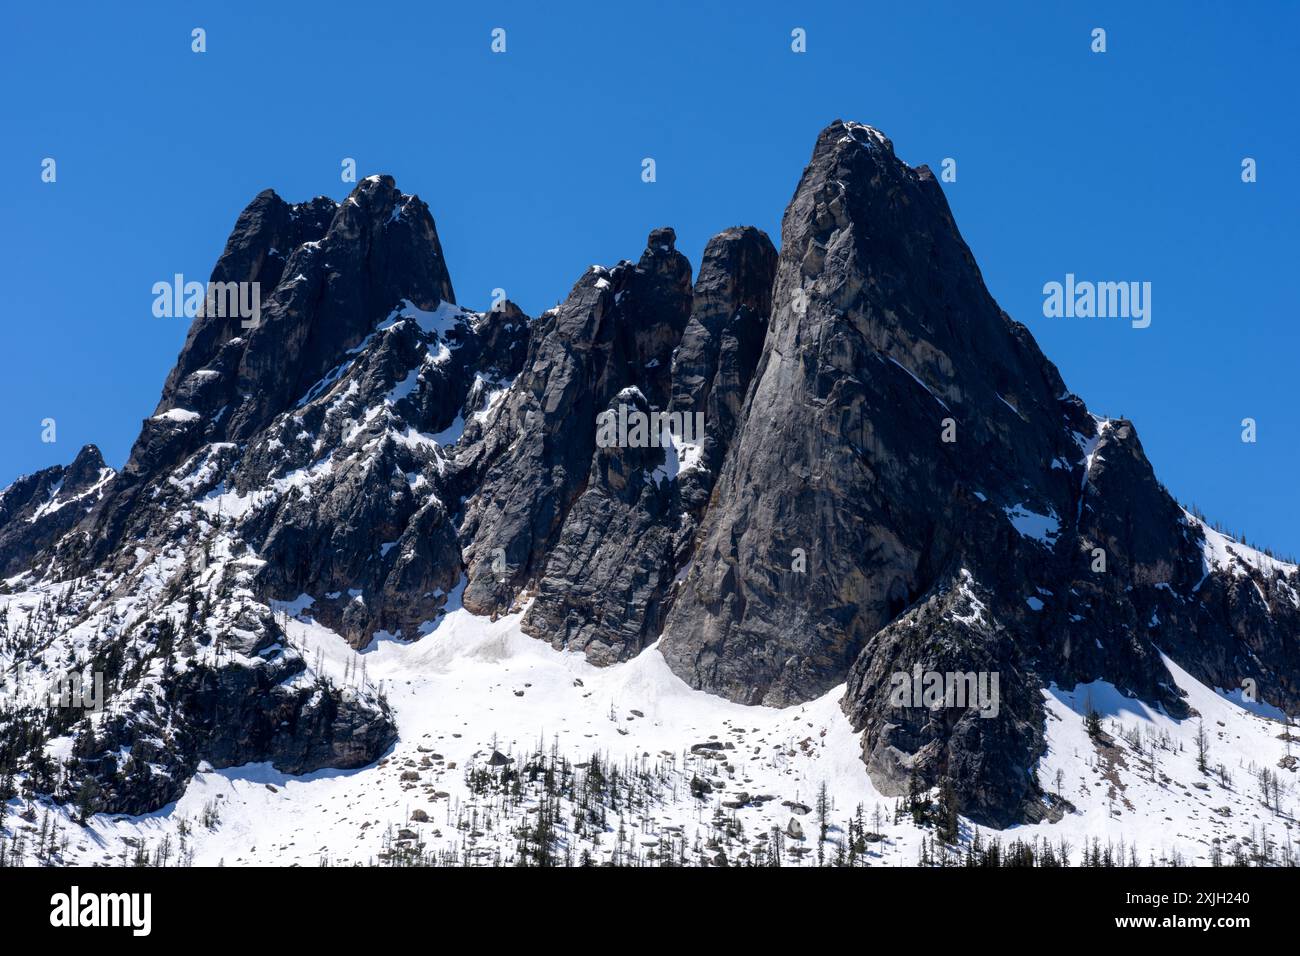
2,122,1297,853
0,444,113,580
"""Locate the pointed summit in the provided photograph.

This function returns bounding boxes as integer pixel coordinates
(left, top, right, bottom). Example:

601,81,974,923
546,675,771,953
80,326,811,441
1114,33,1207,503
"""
660,118,1087,711
0,444,115,578
654,120,1292,825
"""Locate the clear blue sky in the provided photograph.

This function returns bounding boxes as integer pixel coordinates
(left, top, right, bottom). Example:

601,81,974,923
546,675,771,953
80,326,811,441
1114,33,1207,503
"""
3,1,1297,555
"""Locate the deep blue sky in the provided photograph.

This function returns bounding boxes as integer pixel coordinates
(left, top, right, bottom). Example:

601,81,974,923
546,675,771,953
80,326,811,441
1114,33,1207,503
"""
3,2,1297,555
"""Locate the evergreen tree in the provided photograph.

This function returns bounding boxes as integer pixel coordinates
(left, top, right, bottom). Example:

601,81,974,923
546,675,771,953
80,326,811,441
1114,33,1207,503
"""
74,775,99,825
815,781,830,865
1085,707,1103,740
1195,719,1210,773
906,770,930,825
936,777,959,844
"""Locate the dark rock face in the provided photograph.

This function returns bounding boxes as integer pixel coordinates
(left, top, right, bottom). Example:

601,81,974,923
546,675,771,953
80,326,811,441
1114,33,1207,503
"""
222,176,456,441
518,227,777,663
670,226,778,480
659,122,1092,709
4,123,1298,828
457,230,693,615
519,387,688,663
155,190,336,410
75,176,457,571
231,297,530,646
842,568,1045,827
170,649,397,779
654,120,1300,823
0,177,470,816
0,444,113,580
58,608,395,816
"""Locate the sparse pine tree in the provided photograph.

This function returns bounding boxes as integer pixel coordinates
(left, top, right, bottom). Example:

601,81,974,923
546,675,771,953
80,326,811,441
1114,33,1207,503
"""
1085,703,1103,740
74,775,99,825
816,781,830,865
936,777,959,845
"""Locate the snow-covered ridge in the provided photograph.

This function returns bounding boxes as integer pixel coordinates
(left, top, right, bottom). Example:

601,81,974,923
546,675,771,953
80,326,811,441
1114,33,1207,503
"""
1185,510,1298,582
24,466,115,525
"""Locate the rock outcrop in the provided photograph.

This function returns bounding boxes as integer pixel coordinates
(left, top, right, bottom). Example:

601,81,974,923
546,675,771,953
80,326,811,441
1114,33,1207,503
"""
0,444,113,580
518,226,777,663
654,121,1300,823
457,229,693,615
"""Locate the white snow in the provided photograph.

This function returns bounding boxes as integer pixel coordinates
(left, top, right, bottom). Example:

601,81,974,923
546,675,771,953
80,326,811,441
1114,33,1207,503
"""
384,366,422,405
1003,503,1061,546
17,598,896,866
1023,654,1299,865
470,384,510,427
379,298,471,341
152,408,201,423
4,571,1299,867
949,569,989,627
649,426,704,486
1074,419,1110,520
1185,511,1297,583
25,467,115,524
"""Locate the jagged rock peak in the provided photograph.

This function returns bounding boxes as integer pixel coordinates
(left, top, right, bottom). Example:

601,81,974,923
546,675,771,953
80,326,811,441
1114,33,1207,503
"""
670,225,777,417
134,173,458,460
0,443,116,580
65,442,108,482
516,222,778,664
458,225,694,615
644,226,677,255
4,121,1297,839
658,115,1072,709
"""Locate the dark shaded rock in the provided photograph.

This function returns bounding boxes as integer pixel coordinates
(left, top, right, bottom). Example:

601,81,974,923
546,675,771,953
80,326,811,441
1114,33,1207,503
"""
670,225,778,483
230,298,529,646
518,226,777,663
57,611,395,816
74,176,457,571
0,444,113,579
659,121,1092,709
458,230,692,614
157,189,336,410
6,124,1298,833
174,651,396,778
519,388,685,662
223,176,456,441
842,568,1045,827
652,119,1300,825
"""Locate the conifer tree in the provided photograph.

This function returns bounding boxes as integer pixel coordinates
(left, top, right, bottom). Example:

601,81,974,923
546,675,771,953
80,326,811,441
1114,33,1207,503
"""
936,777,959,844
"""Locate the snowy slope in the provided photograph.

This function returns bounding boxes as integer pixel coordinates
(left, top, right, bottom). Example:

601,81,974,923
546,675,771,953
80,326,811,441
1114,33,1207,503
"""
6,587,1296,867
